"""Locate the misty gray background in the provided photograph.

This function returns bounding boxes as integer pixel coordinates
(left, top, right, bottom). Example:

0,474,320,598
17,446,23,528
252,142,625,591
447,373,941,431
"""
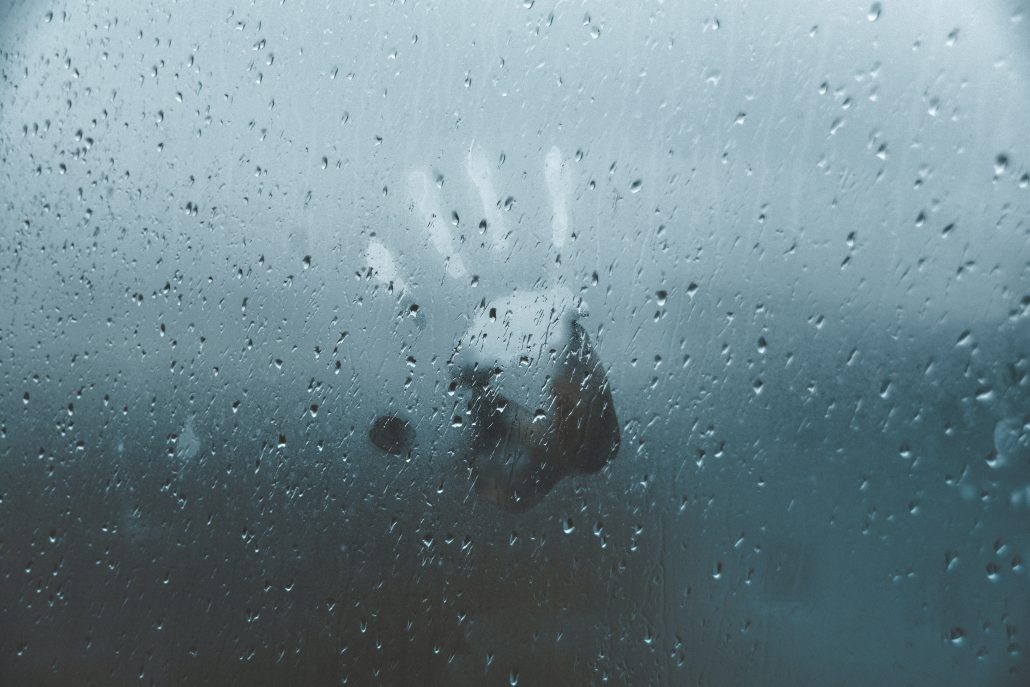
0,0,1028,684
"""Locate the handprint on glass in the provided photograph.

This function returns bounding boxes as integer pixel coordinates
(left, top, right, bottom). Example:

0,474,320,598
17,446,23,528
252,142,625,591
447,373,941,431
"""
365,144,620,512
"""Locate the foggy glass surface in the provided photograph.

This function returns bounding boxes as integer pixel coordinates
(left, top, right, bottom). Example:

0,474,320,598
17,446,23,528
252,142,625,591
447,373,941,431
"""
0,0,1028,685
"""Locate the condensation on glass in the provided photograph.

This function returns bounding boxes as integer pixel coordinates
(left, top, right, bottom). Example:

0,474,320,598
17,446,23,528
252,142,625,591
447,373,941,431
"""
0,0,1027,685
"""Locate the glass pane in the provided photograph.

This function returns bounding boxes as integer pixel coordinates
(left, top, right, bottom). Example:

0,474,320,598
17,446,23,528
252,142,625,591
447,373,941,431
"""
1,1,1027,684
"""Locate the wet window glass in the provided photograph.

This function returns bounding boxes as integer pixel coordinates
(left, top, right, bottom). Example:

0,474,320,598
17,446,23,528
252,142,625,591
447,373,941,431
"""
1,1,1028,685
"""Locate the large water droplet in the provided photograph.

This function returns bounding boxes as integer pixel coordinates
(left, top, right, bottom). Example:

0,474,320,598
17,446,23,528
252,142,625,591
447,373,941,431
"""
368,415,416,455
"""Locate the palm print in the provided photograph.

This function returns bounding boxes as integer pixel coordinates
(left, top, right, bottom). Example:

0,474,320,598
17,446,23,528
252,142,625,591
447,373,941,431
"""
365,144,621,511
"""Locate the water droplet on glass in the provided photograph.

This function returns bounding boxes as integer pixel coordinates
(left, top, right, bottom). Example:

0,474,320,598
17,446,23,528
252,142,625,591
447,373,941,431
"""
368,415,416,455
994,154,1009,177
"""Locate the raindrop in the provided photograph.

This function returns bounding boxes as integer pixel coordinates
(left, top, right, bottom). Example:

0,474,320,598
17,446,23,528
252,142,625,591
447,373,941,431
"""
368,415,416,455
986,562,1000,582
994,154,1009,177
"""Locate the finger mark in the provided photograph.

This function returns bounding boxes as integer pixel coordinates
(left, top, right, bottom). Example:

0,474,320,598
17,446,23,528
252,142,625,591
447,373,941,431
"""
408,169,468,279
365,238,407,293
544,145,569,250
466,147,509,252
